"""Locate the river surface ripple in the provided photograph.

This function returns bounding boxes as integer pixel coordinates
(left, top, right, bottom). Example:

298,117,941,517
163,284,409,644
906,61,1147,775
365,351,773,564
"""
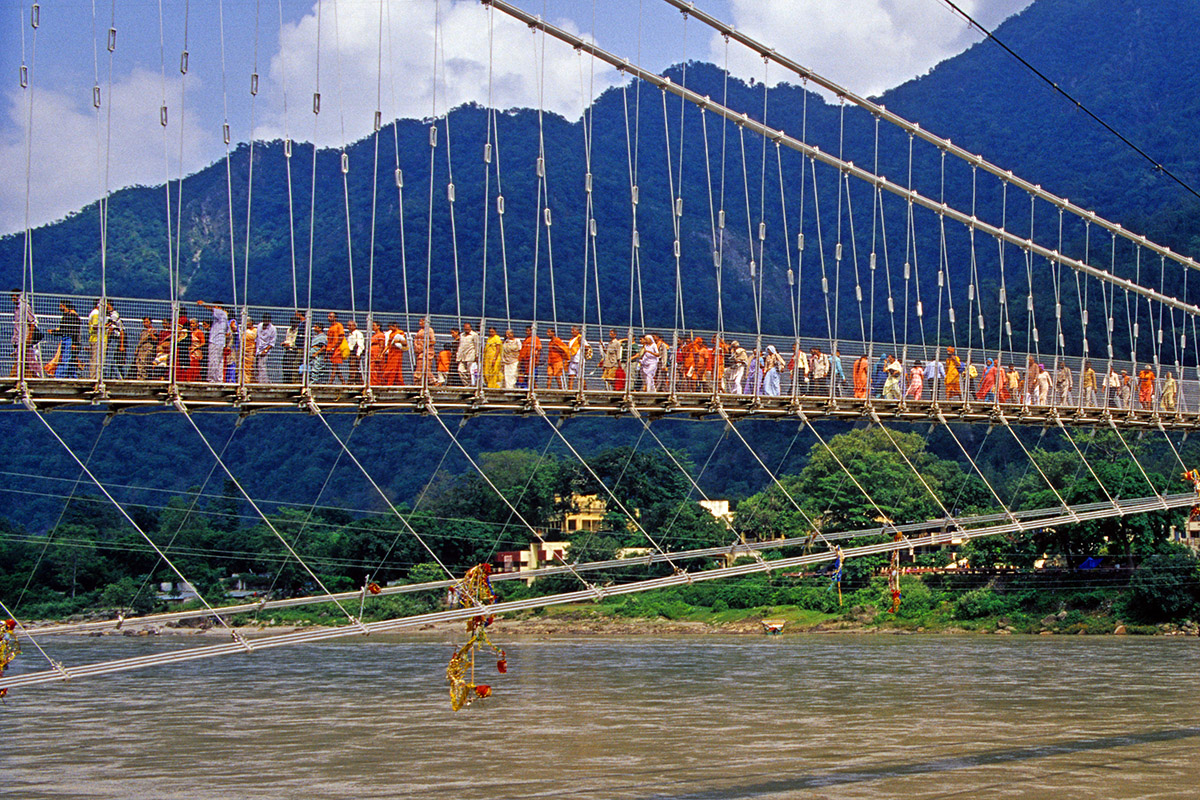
1,634,1197,799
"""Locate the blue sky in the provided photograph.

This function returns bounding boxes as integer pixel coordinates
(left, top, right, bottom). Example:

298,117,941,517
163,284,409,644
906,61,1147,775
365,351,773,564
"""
0,0,1032,234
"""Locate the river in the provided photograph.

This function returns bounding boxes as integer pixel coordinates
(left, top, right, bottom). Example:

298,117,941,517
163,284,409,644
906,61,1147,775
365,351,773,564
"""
2,633,1197,799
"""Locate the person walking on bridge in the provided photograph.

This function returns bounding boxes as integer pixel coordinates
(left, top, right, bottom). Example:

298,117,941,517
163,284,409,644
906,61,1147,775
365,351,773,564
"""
1137,365,1156,409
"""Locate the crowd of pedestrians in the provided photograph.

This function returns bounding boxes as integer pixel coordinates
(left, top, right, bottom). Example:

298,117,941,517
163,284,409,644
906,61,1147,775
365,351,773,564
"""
4,292,1186,412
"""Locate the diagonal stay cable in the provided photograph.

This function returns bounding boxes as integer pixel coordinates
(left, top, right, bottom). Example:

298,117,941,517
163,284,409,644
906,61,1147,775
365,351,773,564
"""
935,411,1024,529
425,402,601,595
8,492,1186,691
533,405,685,574
176,402,366,631
15,416,108,612
26,489,1181,638
633,412,752,551
1053,418,1119,510
308,406,459,585
867,410,961,529
364,438,456,581
1107,420,1168,506
260,422,357,607
717,409,834,550
31,407,245,644
995,414,1078,521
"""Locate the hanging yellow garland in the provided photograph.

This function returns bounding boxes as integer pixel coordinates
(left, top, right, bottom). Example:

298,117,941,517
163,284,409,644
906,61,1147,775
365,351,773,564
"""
446,565,507,711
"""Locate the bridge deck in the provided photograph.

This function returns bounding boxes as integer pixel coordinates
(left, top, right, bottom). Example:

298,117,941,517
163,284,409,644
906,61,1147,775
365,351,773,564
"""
5,378,1198,429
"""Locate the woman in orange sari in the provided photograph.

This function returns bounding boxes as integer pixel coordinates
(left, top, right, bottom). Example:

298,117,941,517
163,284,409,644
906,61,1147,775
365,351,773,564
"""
853,354,869,399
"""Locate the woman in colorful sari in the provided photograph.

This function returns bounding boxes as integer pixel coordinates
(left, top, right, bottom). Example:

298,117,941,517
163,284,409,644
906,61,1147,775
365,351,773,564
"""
905,362,924,401
975,358,997,402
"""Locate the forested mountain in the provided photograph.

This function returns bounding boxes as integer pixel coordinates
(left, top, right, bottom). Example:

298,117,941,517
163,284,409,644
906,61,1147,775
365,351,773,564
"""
4,0,1200,533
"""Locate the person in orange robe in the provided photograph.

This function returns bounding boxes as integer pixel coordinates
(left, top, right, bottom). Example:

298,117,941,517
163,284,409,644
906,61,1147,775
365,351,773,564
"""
679,337,697,391
325,312,346,385
1137,365,1155,409
546,328,568,389
519,326,542,388
383,322,406,385
692,338,711,392
436,345,452,385
369,320,386,387
853,354,869,399
712,336,727,392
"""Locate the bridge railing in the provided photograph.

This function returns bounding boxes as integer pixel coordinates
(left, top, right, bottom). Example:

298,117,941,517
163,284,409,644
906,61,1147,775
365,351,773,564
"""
4,290,1196,415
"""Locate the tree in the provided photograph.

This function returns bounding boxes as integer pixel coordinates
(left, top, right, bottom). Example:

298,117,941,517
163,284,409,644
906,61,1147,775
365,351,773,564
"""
1123,547,1200,622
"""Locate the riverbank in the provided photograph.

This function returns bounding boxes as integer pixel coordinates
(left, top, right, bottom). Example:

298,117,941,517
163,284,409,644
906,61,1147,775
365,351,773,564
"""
40,602,1200,639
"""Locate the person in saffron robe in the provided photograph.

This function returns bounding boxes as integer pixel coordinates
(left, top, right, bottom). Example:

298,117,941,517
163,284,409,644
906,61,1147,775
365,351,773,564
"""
975,358,997,402
369,320,386,386
905,362,924,401
944,347,962,399
712,336,728,392
678,336,696,391
853,354,870,399
383,322,407,386
692,338,711,392
1137,364,1155,409
546,328,568,389
483,327,503,388
325,312,346,385
435,344,452,385
519,326,542,389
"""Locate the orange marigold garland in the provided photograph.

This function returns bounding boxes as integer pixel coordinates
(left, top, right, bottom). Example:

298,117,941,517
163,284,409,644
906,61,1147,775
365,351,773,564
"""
446,564,507,711
0,619,19,699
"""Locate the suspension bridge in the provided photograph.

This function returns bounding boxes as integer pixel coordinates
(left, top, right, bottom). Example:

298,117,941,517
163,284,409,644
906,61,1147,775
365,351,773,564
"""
2,0,1199,697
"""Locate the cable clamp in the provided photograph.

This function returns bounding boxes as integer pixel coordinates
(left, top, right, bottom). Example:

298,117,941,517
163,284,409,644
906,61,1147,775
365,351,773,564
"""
231,630,253,652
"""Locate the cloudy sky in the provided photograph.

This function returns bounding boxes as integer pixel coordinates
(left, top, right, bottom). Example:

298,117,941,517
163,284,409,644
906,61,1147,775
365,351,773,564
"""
0,0,1033,234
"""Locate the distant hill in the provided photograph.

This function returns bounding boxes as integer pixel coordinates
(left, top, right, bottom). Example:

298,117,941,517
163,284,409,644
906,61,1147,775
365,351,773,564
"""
4,0,1200,530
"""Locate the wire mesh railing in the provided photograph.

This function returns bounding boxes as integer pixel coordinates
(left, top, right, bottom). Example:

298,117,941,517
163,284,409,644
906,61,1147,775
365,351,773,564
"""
3,290,1196,416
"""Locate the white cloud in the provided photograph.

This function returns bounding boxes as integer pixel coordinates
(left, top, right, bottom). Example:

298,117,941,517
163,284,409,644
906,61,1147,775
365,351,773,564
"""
715,0,1034,97
260,0,624,147
0,68,213,235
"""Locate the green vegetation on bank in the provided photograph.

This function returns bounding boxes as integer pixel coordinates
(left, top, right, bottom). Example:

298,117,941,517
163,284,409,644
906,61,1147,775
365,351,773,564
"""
5,427,1198,632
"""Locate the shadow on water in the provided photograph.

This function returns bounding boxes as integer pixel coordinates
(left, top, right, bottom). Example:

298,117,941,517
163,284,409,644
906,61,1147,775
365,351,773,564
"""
646,727,1200,800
